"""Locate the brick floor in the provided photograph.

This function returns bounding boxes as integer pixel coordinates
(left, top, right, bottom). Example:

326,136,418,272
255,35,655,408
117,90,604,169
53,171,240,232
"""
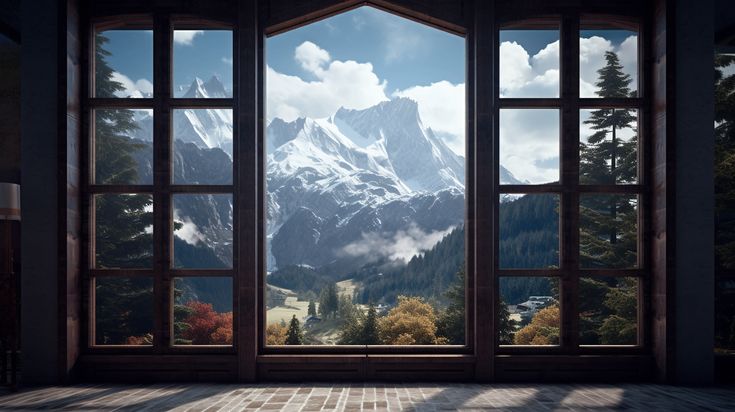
0,383,733,411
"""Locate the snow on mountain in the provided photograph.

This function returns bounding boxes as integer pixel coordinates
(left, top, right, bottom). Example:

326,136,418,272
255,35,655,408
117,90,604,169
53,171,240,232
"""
131,76,234,155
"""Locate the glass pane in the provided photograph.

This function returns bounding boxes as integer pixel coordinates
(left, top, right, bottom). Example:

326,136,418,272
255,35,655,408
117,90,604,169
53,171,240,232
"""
173,30,233,98
716,279,735,354
499,109,559,185
499,29,560,98
94,194,153,268
173,109,233,184
94,30,153,98
499,194,559,269
580,194,638,269
580,276,638,345
499,277,560,346
174,277,233,345
265,6,466,346
580,29,638,98
172,194,233,269
715,54,735,272
94,109,153,185
580,108,638,184
95,277,153,345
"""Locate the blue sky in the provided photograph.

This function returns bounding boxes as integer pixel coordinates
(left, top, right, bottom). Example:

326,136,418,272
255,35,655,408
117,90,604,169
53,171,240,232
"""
267,6,465,93
100,29,233,96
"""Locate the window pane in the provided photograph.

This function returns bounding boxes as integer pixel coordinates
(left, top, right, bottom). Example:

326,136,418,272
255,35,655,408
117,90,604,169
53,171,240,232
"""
580,29,638,98
265,6,466,346
500,109,559,185
499,194,559,269
499,277,560,346
173,109,233,184
94,30,152,98
499,29,560,98
173,30,232,98
580,194,638,269
174,277,233,345
580,276,638,345
94,109,153,185
580,108,638,184
94,194,153,268
95,277,153,345
173,194,233,269
716,279,735,354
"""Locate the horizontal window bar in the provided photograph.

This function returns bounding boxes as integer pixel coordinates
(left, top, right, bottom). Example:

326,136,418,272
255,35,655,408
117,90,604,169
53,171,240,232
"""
169,185,234,193
90,269,155,277
87,185,154,193
582,269,646,277
169,269,234,277
87,97,234,108
496,269,564,277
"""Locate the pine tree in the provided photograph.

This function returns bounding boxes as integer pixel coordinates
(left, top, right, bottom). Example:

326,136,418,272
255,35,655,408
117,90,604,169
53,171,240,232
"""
436,267,465,344
580,51,638,269
497,299,516,345
318,283,339,319
93,33,156,344
360,305,380,345
307,300,317,317
285,315,303,345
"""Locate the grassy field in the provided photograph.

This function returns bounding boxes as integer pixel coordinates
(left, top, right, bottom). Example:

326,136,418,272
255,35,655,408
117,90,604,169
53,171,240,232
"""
266,296,316,324
336,279,358,297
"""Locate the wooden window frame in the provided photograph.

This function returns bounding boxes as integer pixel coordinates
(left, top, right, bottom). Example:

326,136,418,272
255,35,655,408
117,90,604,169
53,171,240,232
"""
75,0,659,382
81,14,238,355
493,11,650,356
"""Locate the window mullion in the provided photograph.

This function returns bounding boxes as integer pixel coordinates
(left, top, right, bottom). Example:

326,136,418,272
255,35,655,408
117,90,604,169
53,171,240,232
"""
152,14,173,353
559,12,581,354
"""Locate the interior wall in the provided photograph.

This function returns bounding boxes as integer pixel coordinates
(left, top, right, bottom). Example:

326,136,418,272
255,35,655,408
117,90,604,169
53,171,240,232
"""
674,0,715,384
0,34,20,184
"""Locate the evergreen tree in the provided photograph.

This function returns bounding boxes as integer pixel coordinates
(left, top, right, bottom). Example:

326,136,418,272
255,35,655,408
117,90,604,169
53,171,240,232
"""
714,55,735,353
318,283,339,319
285,315,303,345
580,51,638,269
307,300,317,317
436,267,465,345
497,299,516,345
93,33,156,344
361,305,380,345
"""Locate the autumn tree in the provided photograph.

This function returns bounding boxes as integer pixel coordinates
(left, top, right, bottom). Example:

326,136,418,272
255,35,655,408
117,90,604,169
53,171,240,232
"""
266,322,288,345
378,296,446,345
513,305,560,345
179,301,232,345
285,315,304,345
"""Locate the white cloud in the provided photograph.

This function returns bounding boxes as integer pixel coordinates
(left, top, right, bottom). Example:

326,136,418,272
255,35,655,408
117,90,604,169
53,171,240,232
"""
393,81,465,154
174,212,207,246
111,71,153,98
340,223,454,263
294,41,331,73
499,108,560,184
174,30,203,46
267,42,388,121
500,40,559,98
580,35,638,97
222,57,233,66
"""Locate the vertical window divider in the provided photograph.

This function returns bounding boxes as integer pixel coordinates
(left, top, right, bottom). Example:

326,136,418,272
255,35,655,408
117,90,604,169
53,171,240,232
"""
153,14,173,353
560,12,581,354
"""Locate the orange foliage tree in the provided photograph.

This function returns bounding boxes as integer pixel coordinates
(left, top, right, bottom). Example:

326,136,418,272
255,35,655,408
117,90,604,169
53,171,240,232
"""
513,305,560,345
181,301,233,345
265,322,288,345
378,296,447,345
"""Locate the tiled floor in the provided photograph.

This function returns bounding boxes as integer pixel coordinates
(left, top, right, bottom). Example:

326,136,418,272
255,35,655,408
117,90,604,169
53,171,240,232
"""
0,383,733,411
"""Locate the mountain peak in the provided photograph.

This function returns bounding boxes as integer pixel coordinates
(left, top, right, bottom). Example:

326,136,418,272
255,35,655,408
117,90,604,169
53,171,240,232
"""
183,75,229,98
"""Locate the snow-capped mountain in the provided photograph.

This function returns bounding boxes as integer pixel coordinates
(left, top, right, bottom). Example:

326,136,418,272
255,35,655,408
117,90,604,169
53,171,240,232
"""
128,84,524,274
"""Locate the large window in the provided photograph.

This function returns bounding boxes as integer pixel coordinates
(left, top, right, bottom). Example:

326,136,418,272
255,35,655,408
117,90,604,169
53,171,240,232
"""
264,7,467,347
496,18,644,350
86,21,235,348
715,53,735,356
